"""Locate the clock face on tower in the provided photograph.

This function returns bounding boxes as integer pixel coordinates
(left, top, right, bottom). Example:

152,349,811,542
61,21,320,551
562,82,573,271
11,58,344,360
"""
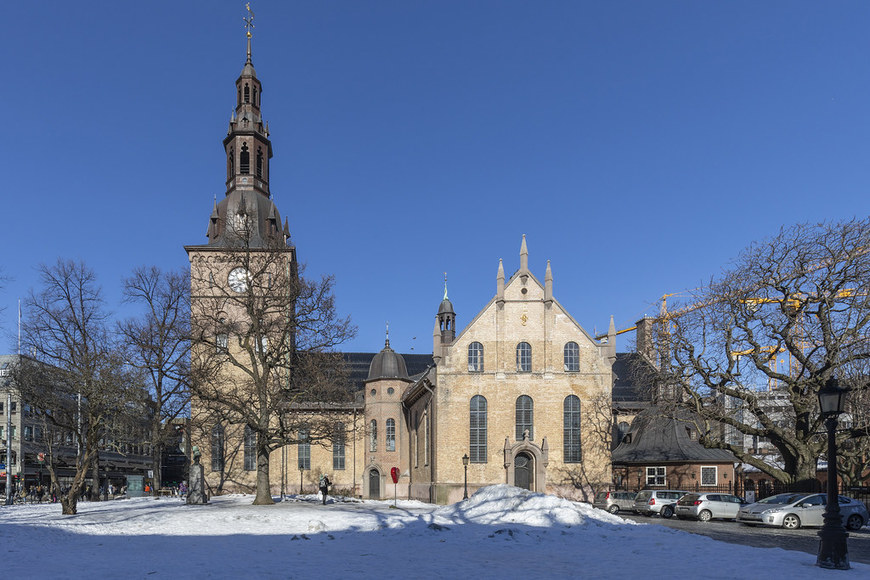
228,267,250,293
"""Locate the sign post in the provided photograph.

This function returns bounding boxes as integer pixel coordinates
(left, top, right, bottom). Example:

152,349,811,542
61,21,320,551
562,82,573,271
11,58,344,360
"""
390,467,399,507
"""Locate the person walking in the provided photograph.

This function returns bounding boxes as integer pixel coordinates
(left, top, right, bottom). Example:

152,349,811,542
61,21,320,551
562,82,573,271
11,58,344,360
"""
319,474,331,505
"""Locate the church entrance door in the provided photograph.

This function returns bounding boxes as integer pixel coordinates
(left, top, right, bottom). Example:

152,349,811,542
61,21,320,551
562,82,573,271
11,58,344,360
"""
514,452,533,490
369,468,380,499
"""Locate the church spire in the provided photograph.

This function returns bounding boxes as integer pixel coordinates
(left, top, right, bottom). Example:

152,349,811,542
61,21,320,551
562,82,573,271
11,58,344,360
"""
200,5,291,251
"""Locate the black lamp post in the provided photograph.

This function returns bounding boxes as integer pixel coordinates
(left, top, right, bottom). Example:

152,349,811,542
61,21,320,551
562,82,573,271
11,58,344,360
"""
816,377,850,570
462,454,469,500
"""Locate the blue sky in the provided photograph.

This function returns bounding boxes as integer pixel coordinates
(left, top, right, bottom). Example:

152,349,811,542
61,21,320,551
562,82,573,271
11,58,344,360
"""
1,1,868,355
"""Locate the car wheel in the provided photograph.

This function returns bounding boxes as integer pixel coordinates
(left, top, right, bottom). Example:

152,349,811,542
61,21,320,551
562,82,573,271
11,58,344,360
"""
608,505,620,515
661,506,674,519
846,514,864,531
698,510,713,522
782,514,801,530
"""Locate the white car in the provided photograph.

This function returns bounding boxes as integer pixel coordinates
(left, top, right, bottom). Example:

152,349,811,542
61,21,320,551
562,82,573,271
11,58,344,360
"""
736,492,868,530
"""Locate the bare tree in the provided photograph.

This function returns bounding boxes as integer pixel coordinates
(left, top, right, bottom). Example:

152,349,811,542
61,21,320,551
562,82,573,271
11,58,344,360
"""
119,266,191,492
643,219,870,487
557,390,615,501
17,260,146,514
190,224,355,505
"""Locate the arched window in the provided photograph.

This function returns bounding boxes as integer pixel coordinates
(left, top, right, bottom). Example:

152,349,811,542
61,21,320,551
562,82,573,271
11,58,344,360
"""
256,147,263,178
516,342,531,372
253,86,258,106
564,342,580,372
240,143,250,174
563,395,582,462
243,425,256,471
617,421,631,443
470,395,487,463
216,316,228,353
244,83,250,103
333,422,346,470
467,341,484,372
369,419,377,452
424,409,430,465
210,424,225,472
386,418,396,452
227,147,234,178
515,395,533,440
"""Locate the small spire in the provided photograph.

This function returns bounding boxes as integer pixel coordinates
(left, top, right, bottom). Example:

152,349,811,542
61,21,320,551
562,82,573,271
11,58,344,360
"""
497,259,505,302
544,259,553,302
608,315,616,335
443,272,449,300
385,321,390,348
244,3,255,63
520,234,528,273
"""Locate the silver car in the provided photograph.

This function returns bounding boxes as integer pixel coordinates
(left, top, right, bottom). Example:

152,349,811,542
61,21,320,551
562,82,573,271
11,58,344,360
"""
675,493,745,521
737,492,869,531
593,491,637,514
633,489,688,517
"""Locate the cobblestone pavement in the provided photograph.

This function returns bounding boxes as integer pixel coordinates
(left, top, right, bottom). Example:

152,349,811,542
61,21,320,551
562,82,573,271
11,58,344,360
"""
619,513,870,564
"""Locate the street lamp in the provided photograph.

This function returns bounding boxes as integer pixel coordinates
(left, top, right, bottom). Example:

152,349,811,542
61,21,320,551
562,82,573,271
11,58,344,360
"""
816,377,850,570
462,454,469,500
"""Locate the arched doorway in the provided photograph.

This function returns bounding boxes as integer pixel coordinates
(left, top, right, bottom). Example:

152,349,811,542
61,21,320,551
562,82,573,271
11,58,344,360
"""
369,468,380,499
514,452,533,490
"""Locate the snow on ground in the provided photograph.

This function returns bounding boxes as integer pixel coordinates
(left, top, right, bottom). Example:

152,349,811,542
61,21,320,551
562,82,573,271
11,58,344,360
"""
1,484,865,579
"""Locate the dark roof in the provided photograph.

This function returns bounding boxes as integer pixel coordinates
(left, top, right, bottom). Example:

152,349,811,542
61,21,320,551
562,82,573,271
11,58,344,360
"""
612,352,653,404
611,407,736,465
342,352,433,392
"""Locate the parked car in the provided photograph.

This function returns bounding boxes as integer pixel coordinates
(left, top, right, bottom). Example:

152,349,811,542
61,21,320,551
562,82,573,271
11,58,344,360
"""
675,493,745,521
593,491,637,514
633,490,688,518
737,493,869,530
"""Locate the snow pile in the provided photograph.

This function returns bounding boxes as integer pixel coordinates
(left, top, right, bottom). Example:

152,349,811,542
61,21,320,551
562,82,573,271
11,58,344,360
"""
434,484,630,528
0,485,866,579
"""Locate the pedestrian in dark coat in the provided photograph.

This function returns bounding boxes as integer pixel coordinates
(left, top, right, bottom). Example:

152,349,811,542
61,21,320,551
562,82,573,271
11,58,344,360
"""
319,474,331,505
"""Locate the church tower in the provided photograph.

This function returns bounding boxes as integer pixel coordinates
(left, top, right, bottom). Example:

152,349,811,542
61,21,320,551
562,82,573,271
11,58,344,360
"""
185,7,298,496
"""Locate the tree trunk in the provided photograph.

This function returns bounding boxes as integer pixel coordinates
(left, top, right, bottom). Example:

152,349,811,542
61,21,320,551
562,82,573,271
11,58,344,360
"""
253,438,274,505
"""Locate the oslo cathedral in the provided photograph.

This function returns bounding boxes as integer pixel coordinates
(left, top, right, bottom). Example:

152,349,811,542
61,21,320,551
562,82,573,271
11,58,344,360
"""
188,13,615,504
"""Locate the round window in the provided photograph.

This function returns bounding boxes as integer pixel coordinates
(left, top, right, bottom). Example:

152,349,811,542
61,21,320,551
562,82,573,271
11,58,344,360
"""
387,387,395,395
370,389,376,397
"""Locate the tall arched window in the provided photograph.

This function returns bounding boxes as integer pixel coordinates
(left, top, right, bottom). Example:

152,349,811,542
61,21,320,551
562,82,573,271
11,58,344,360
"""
563,395,582,462
256,147,263,178
564,342,580,372
468,341,484,372
386,418,396,452
333,422,346,470
240,143,250,174
227,147,234,178
515,395,534,440
243,425,256,471
210,424,225,472
470,395,487,463
244,83,250,103
298,429,310,470
253,86,258,106
516,342,531,372
369,419,377,452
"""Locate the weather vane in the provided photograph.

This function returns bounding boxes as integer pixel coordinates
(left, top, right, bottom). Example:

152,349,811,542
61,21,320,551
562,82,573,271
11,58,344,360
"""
244,3,255,38
244,3,255,62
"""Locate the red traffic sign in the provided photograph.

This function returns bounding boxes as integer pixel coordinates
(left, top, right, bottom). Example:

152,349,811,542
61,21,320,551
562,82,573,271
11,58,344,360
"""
390,467,399,484
37,453,46,463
